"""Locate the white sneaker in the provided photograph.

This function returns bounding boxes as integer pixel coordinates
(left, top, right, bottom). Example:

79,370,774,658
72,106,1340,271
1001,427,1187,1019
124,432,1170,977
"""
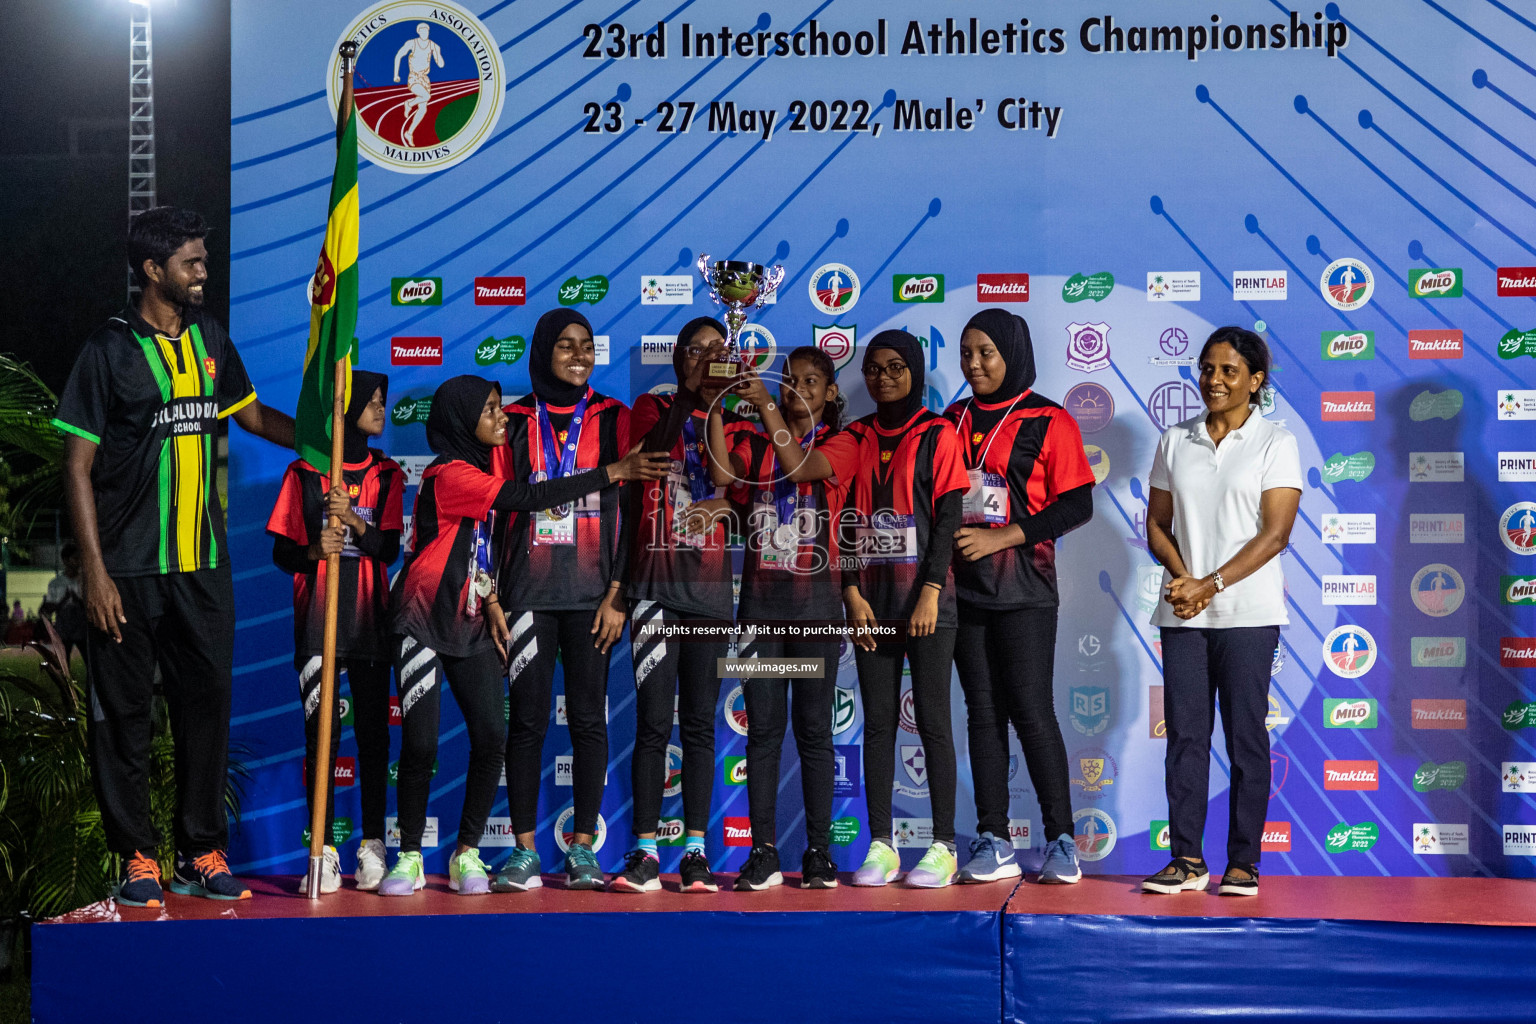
295,845,342,895
354,838,387,891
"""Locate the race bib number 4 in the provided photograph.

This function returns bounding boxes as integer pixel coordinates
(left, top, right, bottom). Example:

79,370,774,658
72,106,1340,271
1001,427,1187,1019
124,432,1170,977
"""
962,470,1009,525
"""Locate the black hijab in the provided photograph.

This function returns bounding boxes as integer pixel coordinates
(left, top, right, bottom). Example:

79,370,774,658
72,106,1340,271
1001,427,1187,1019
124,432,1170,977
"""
863,328,926,428
963,309,1037,403
427,374,500,472
673,316,727,383
343,369,388,465
529,308,593,407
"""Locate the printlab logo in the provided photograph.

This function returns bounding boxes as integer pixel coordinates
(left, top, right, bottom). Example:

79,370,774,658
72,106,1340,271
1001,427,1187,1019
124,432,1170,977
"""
1148,381,1202,431
1320,330,1373,360
1149,327,1195,366
1408,513,1464,545
1500,502,1536,556
1062,271,1114,303
1064,383,1114,433
1231,270,1286,301
1408,267,1463,298
474,276,525,305
1321,258,1373,311
1064,322,1111,372
893,274,945,303
1323,625,1376,678
1146,271,1199,301
640,275,693,305
1321,575,1376,605
330,2,505,174
976,273,1030,302
391,277,441,305
1070,685,1110,736
1408,329,1463,359
1504,826,1536,856
1411,564,1464,617
813,324,857,372
1321,451,1375,483
809,263,859,314
1499,453,1536,483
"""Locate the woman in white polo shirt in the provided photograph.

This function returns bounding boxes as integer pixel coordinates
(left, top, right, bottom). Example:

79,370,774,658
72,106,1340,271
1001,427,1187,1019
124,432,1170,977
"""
1140,327,1301,897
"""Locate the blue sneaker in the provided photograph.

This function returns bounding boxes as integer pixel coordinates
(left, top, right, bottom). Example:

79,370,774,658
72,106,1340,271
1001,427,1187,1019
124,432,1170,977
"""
563,843,603,890
115,850,164,908
492,847,543,892
169,850,251,900
958,832,1022,883
1037,834,1082,884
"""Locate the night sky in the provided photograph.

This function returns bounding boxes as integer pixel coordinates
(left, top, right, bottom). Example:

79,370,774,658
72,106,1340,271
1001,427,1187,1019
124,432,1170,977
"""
5,0,231,394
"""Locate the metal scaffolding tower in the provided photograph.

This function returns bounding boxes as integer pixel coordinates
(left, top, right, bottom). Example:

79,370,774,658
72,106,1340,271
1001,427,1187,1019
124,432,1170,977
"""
128,0,157,302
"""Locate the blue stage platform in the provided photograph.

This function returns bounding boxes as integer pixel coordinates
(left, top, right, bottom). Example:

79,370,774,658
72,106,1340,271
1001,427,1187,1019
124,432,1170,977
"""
31,875,1536,1023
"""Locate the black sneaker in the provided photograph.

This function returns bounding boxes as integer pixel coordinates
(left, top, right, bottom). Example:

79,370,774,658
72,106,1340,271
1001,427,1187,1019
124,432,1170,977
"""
1141,857,1210,894
115,850,164,908
169,850,251,900
1218,862,1259,896
607,850,660,893
734,845,783,891
801,846,839,889
679,849,719,893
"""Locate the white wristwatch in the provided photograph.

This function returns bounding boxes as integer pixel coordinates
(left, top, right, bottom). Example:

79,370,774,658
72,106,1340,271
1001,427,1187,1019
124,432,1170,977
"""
1211,571,1226,593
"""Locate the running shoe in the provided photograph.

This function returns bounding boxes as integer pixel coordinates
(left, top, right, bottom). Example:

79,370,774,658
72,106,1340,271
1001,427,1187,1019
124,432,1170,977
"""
733,845,783,891
378,851,425,896
114,850,164,908
491,847,543,892
294,845,341,895
679,850,719,893
563,843,604,891
354,838,388,891
957,832,1022,884
800,846,839,889
449,847,491,895
169,850,251,901
1142,858,1210,894
1037,834,1083,885
608,850,661,893
1218,862,1259,897
906,843,957,889
851,840,901,887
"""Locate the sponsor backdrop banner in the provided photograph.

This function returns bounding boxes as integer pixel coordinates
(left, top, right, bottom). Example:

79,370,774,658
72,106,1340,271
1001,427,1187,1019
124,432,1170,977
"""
227,0,1535,877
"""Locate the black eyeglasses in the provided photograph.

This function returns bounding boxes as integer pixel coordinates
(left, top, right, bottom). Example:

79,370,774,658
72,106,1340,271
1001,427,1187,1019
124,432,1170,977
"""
862,363,909,380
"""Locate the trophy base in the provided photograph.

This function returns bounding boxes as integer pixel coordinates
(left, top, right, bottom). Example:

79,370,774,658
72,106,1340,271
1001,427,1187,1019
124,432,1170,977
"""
704,356,742,380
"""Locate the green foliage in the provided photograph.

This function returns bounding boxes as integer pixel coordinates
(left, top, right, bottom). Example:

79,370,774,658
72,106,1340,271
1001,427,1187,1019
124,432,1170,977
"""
0,355,63,555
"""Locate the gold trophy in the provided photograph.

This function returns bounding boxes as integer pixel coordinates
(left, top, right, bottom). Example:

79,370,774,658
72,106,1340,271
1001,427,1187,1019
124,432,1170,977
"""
695,254,786,379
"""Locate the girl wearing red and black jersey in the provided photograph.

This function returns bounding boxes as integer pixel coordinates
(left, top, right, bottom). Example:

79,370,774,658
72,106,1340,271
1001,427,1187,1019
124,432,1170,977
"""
744,330,969,890
692,346,846,891
489,309,633,892
611,318,757,895
377,375,667,897
266,370,402,893
944,310,1095,887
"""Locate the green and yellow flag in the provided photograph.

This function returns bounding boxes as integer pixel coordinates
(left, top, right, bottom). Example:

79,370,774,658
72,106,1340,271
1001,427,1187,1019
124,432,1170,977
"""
294,106,359,473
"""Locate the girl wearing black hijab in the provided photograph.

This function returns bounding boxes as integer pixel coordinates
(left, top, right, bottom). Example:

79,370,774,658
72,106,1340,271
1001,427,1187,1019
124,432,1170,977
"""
944,309,1095,887
378,375,667,897
267,370,403,894
738,329,970,888
489,309,636,892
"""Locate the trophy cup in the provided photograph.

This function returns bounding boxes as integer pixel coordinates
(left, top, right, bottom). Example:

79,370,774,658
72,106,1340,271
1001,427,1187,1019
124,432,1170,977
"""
695,254,786,380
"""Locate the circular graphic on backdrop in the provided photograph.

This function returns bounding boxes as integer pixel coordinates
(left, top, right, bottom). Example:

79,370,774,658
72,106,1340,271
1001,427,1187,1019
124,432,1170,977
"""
723,684,749,736
330,2,505,174
1323,624,1377,678
1501,502,1536,555
663,744,683,797
1411,564,1465,617
809,263,860,315
1320,257,1374,311
737,323,777,373
1064,383,1114,433
1072,808,1117,861
554,808,607,852
1148,380,1203,431
813,324,858,372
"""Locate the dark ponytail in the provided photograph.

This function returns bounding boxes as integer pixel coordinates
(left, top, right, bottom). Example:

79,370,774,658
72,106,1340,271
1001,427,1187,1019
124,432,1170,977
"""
786,345,843,433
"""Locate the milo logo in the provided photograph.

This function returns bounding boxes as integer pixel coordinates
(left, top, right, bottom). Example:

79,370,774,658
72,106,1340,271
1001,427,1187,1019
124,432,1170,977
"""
391,277,442,305
1409,267,1462,297
1412,761,1466,792
557,274,609,306
655,818,686,846
1502,701,1536,730
390,397,432,426
474,335,527,366
1321,330,1374,360
1498,328,1536,361
1503,576,1536,605
1322,451,1375,483
829,815,861,845
1063,271,1114,303
1325,698,1377,728
894,274,945,303
1325,821,1379,852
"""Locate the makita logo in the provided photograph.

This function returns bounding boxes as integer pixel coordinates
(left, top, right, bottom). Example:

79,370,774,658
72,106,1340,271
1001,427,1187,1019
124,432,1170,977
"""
976,273,1030,301
473,276,527,305
391,337,443,365
1413,271,1457,296
1261,823,1291,852
723,817,753,846
334,757,356,785
1408,329,1463,359
1497,268,1536,296
1503,638,1536,668
1412,699,1467,728
1320,392,1375,420
1324,760,1379,789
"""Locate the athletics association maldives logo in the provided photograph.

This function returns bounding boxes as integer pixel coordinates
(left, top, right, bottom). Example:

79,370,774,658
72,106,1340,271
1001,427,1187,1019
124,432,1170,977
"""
1411,564,1464,616
1502,502,1536,556
809,263,859,315
1321,258,1374,311
1072,808,1116,861
331,2,505,174
1323,624,1376,678
553,808,607,853
723,684,749,736
1065,323,1111,372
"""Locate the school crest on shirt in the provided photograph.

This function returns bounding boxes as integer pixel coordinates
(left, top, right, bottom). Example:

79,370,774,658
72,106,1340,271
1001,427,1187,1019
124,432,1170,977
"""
203,357,217,378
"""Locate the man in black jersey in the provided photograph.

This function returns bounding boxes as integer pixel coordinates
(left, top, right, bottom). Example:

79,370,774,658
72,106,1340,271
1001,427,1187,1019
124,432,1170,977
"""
54,207,297,907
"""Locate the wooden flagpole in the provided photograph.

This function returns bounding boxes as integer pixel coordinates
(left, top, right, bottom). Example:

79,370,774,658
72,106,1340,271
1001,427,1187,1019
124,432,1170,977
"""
306,39,358,901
